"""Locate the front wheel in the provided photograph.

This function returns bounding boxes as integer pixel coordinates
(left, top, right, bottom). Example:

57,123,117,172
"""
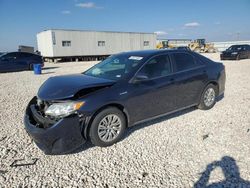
198,84,217,110
89,107,126,147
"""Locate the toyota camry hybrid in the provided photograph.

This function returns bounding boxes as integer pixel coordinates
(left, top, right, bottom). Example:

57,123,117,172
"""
24,50,226,154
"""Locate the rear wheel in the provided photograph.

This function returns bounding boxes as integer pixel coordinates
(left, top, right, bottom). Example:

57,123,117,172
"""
198,84,217,110
89,107,126,147
29,64,33,70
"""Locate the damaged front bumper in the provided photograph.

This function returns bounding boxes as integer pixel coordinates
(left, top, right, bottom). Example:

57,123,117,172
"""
24,97,86,155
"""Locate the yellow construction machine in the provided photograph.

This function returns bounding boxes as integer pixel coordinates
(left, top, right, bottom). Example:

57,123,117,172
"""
188,39,217,53
156,41,176,49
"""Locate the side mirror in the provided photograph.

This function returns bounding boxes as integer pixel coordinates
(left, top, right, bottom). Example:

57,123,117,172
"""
133,73,149,83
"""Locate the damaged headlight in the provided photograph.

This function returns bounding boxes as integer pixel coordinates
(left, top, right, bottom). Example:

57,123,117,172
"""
45,101,84,118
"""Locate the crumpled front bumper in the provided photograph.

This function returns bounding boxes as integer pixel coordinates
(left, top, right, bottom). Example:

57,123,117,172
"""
24,97,86,155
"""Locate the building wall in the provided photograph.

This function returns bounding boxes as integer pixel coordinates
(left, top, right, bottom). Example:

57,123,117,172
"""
18,45,34,53
37,30,156,57
212,40,250,52
37,31,54,57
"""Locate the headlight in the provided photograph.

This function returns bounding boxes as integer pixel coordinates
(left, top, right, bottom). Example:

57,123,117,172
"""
231,52,238,55
45,101,84,118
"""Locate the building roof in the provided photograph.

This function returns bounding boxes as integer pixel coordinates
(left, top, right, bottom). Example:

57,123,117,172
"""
38,29,156,35
118,49,181,57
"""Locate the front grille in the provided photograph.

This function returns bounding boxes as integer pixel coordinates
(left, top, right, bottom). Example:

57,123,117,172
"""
36,98,51,116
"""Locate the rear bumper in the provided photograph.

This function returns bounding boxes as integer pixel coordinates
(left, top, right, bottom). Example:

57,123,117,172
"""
24,97,86,155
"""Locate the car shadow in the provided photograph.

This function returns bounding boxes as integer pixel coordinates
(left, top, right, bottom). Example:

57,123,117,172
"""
194,156,250,187
41,72,55,75
124,94,224,139
42,66,59,70
216,93,224,102
71,95,224,155
70,107,197,155
124,106,196,140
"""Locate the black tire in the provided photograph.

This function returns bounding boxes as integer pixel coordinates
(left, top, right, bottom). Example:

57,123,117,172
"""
198,84,218,110
29,64,33,70
89,107,126,147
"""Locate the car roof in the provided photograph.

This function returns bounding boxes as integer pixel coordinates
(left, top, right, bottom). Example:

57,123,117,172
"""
7,51,34,54
230,44,250,47
118,49,187,58
5,51,40,56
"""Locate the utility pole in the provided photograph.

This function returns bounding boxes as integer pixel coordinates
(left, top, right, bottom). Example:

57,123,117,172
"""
236,32,240,41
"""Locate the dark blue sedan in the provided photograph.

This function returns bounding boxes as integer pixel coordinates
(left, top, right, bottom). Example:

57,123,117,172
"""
0,52,43,73
24,49,226,154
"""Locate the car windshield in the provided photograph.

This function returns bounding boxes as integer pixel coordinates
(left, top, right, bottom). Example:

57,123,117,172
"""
228,45,243,51
84,54,144,80
0,53,6,57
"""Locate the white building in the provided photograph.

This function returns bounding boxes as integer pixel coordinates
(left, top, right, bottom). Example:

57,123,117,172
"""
37,29,157,61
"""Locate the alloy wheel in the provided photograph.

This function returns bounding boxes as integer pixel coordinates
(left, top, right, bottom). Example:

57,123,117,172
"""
204,88,216,107
97,114,122,142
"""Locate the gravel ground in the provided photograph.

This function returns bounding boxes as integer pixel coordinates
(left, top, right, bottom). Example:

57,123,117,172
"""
0,53,250,187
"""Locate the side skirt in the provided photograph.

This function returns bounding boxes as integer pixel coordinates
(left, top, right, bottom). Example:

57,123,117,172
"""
130,104,198,127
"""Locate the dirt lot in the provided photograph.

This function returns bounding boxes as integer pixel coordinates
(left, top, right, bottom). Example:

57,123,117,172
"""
0,53,250,187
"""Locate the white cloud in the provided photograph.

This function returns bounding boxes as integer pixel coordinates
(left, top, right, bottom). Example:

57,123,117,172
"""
184,22,200,27
214,21,221,25
61,10,71,14
154,31,168,35
75,2,102,9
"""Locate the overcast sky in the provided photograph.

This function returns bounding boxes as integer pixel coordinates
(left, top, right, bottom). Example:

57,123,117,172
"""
0,0,250,51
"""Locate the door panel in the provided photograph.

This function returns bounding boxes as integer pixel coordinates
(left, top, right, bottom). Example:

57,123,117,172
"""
172,67,207,108
170,52,207,108
125,76,177,123
0,61,12,72
124,54,177,124
12,53,28,70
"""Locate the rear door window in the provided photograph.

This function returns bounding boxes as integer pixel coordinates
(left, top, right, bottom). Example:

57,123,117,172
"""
19,53,32,58
138,54,172,79
172,53,198,72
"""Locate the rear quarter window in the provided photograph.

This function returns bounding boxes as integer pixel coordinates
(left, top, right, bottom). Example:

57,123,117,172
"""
194,53,215,64
172,52,198,72
19,53,33,58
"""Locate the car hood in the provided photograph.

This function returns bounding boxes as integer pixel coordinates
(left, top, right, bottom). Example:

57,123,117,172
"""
38,74,115,100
